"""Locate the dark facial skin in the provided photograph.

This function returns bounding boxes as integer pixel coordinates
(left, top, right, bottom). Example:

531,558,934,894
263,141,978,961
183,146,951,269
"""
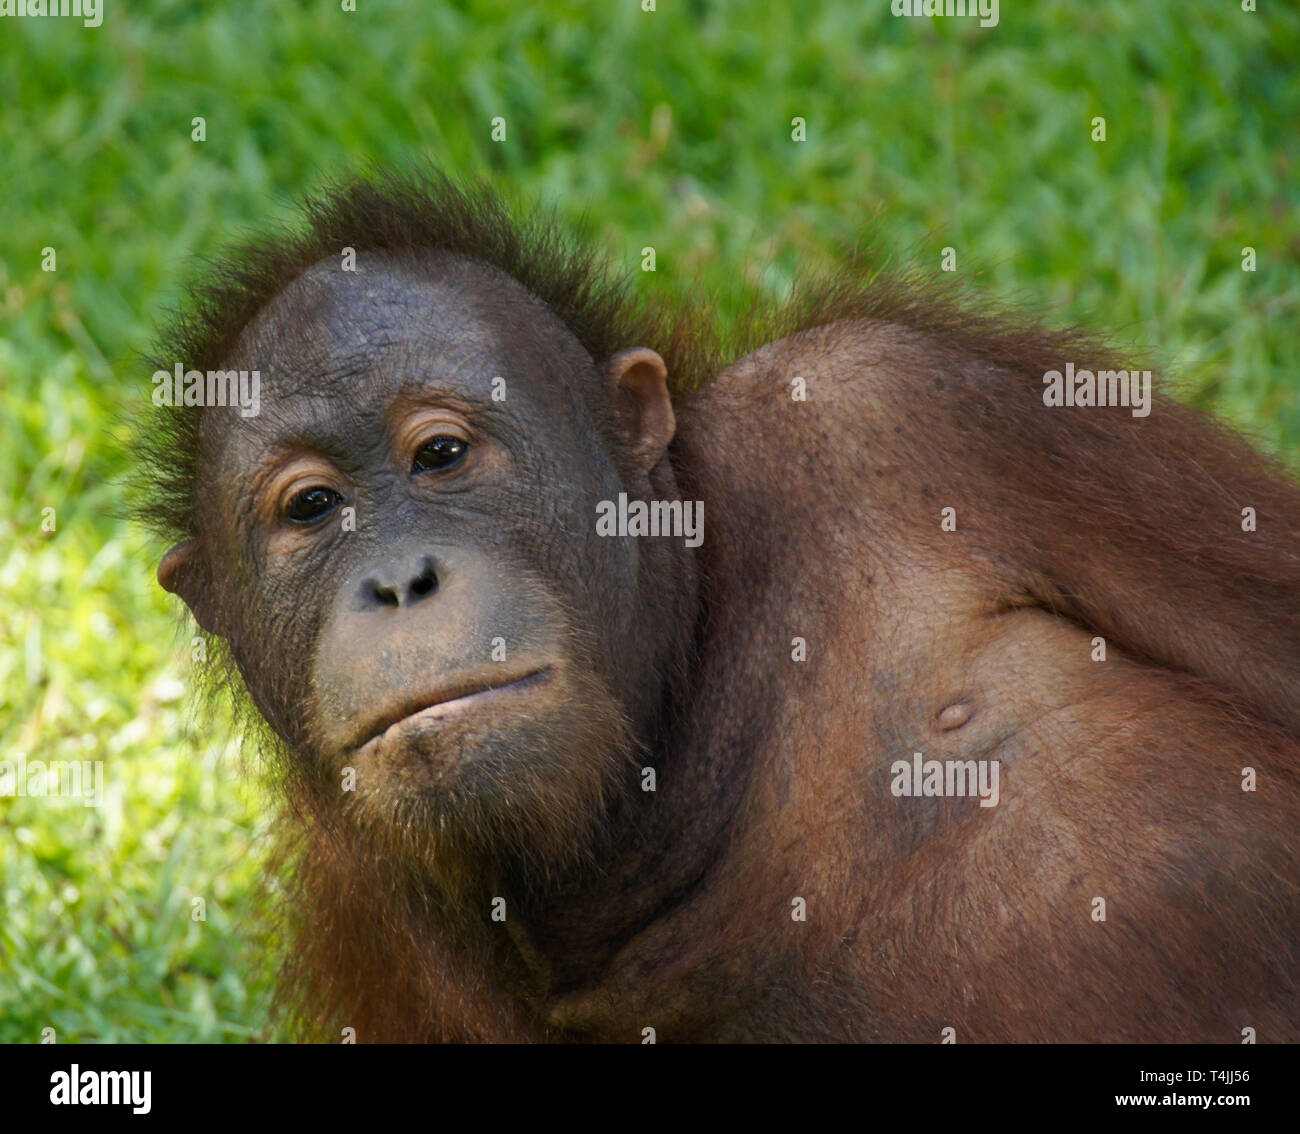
159,253,694,878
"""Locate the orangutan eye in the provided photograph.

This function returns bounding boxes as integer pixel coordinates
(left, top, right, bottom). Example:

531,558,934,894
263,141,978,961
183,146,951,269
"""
411,435,468,474
286,486,344,524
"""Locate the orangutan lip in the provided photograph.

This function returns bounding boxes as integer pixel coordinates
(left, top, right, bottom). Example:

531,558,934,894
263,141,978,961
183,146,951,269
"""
360,667,551,747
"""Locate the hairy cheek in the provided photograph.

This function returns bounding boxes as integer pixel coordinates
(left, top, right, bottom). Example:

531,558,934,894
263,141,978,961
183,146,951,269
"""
561,522,640,656
221,575,326,749
536,454,639,629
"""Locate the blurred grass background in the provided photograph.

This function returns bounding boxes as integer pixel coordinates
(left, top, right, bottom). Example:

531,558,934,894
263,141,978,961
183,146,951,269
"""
1,0,1296,1042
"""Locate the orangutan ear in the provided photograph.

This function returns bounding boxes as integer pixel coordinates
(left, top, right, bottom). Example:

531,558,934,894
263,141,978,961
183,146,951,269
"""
158,539,220,634
603,347,675,471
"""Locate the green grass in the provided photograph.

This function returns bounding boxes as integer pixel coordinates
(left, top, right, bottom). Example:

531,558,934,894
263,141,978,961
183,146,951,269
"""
1,0,1297,1042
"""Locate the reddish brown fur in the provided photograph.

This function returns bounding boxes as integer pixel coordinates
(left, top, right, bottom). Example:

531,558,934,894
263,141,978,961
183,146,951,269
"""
140,167,1300,1042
